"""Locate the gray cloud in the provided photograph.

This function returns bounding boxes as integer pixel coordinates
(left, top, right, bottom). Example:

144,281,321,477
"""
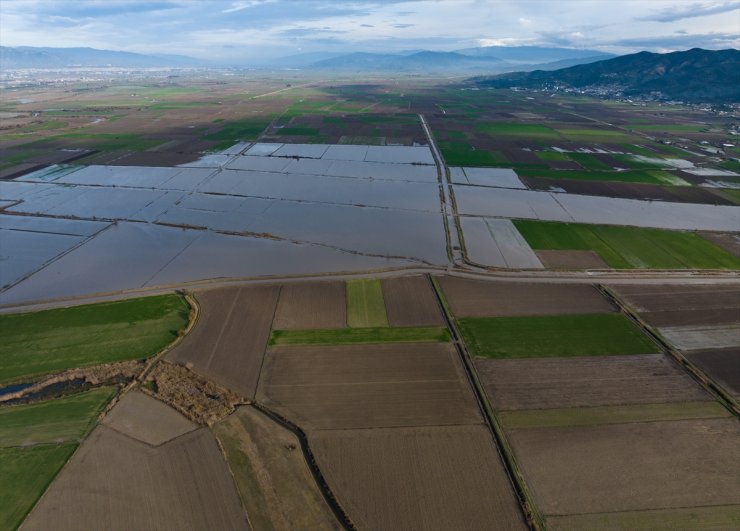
638,1,740,23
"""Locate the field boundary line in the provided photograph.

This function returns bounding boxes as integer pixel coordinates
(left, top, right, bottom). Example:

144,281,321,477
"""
250,403,357,531
428,274,544,530
598,285,739,417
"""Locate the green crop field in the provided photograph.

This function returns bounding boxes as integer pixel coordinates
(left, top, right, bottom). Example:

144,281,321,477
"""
270,326,449,346
630,124,707,133
475,123,559,138
438,141,508,166
535,151,570,161
568,152,613,171
0,387,116,447
0,294,189,385
514,220,740,269
458,313,658,359
203,119,272,150
346,279,389,327
0,444,77,531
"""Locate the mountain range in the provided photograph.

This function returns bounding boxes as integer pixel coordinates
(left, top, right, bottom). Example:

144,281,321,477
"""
475,48,740,102
1,45,613,73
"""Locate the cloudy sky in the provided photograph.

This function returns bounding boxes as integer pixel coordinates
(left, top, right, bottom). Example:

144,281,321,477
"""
1,0,738,61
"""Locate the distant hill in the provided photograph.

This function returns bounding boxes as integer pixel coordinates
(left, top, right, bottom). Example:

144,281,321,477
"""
310,51,508,72
475,48,740,102
0,46,205,69
455,45,614,64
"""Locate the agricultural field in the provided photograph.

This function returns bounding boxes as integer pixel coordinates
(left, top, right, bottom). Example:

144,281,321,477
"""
2,65,738,530
0,294,189,385
437,275,739,529
610,284,740,399
167,285,279,398
514,220,740,269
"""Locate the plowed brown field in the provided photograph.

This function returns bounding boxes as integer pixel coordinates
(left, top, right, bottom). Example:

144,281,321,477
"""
311,425,527,531
273,282,347,330
167,285,279,398
507,418,740,516
381,276,444,326
476,354,711,410
686,347,740,395
438,277,614,317
257,342,481,429
22,426,247,530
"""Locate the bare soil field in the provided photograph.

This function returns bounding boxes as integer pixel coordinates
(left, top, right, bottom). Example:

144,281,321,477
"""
548,505,740,530
257,342,481,430
213,406,340,530
506,418,740,516
311,425,526,531
612,285,740,313
535,250,609,269
685,347,740,395
476,354,711,410
167,285,279,398
22,426,247,530
101,390,196,446
438,277,614,317
612,284,740,327
381,275,444,326
272,282,346,330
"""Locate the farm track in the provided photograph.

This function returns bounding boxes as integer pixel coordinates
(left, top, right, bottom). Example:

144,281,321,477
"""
427,274,544,530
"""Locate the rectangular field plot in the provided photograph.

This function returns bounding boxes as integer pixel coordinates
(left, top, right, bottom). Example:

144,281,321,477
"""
273,282,347,330
311,425,526,531
476,353,711,410
0,294,188,385
21,426,248,531
167,285,278,398
270,326,449,346
438,277,614,317
380,276,444,327
459,314,659,359
507,418,740,517
454,185,740,232
499,401,728,429
346,279,388,328
515,220,740,269
548,506,740,531
461,218,544,269
610,284,740,327
213,406,341,531
257,343,481,430
657,323,740,351
451,167,526,189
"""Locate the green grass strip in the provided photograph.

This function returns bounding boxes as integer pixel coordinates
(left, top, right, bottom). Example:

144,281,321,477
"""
459,313,658,359
0,387,117,447
500,401,729,429
0,294,189,385
346,279,389,328
270,326,449,346
0,444,77,531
